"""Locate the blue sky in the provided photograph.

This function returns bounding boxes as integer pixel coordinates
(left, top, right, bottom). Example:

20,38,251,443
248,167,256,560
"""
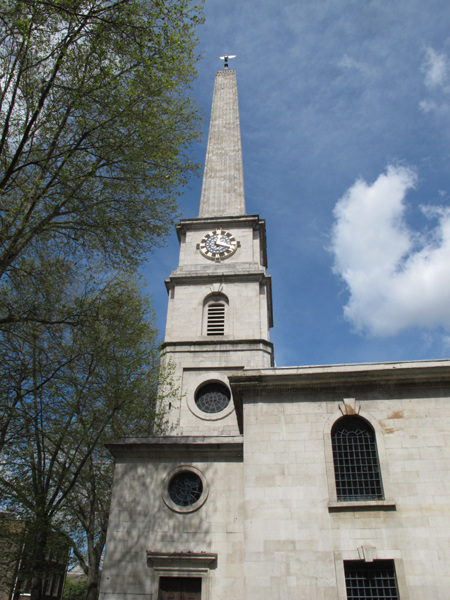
143,0,450,367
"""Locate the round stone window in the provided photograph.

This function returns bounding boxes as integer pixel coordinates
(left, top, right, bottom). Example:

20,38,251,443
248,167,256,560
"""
194,381,231,414
163,466,209,513
168,471,203,507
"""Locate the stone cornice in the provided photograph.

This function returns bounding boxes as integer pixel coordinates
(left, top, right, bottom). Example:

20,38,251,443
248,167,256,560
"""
229,360,450,433
165,268,270,288
160,339,274,353
147,551,218,569
176,214,265,236
107,435,243,460
230,360,450,390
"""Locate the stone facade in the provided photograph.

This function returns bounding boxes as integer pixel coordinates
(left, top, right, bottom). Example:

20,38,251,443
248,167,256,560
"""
99,69,450,600
231,362,450,600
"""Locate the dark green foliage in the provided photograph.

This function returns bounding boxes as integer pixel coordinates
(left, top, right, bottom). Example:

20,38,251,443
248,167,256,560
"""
0,0,203,287
0,1,202,598
0,266,170,600
63,577,88,600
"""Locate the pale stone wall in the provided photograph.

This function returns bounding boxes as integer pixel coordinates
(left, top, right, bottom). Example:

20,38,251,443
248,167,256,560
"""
242,385,450,600
177,225,260,268
100,364,450,600
161,213,273,435
159,344,273,432
100,445,244,600
199,70,245,218
164,279,268,342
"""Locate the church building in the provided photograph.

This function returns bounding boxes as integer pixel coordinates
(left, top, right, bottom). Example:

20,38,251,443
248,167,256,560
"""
99,64,450,600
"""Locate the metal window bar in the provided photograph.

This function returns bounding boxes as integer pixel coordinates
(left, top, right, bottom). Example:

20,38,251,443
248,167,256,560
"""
207,303,225,335
332,417,384,501
344,560,400,600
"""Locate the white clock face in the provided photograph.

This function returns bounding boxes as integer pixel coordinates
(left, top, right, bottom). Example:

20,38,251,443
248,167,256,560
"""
199,229,238,260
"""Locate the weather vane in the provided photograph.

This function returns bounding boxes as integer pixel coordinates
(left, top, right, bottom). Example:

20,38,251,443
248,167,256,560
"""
220,53,236,69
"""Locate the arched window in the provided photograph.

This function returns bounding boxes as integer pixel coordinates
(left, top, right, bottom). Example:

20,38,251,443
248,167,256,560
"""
203,293,228,336
331,416,384,501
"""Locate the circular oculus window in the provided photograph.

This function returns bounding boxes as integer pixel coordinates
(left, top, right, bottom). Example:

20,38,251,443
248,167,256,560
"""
195,381,231,414
168,471,203,507
163,466,209,513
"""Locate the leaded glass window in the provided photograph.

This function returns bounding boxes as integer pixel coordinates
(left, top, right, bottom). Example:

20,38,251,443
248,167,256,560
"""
344,560,400,599
168,472,203,507
332,416,384,501
195,382,230,414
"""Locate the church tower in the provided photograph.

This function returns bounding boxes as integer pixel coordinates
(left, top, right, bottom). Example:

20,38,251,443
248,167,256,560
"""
100,61,450,600
161,66,273,434
100,64,271,600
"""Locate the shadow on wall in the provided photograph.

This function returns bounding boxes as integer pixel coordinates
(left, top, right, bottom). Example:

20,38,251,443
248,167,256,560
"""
101,451,225,597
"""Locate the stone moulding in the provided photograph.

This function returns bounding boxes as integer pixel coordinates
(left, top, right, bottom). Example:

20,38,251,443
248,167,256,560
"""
229,359,450,433
160,339,274,351
106,435,244,460
328,500,397,512
146,551,218,569
147,551,218,600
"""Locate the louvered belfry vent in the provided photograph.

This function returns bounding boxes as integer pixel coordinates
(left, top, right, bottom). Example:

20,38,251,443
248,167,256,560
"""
207,302,225,335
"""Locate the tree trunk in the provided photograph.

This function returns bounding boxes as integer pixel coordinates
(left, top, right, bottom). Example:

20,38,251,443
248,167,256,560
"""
85,563,100,600
28,520,49,600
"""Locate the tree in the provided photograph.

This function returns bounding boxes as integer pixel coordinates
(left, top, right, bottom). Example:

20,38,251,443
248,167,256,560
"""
0,2,202,595
0,0,203,299
64,454,113,600
0,265,167,600
59,308,175,600
62,387,171,600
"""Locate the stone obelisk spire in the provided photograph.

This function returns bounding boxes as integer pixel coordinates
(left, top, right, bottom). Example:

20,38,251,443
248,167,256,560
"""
199,66,246,217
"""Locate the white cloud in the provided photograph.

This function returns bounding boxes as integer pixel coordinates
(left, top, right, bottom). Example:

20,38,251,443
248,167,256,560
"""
419,98,450,117
337,55,370,76
420,47,450,116
422,47,448,89
331,166,450,337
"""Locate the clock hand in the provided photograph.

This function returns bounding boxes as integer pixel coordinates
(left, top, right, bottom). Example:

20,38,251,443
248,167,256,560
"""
215,239,232,248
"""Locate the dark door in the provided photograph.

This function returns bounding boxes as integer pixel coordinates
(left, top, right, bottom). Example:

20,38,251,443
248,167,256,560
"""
158,577,202,600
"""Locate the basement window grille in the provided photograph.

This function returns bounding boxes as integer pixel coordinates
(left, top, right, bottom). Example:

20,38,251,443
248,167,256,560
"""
344,560,400,599
332,416,384,501
207,302,225,335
